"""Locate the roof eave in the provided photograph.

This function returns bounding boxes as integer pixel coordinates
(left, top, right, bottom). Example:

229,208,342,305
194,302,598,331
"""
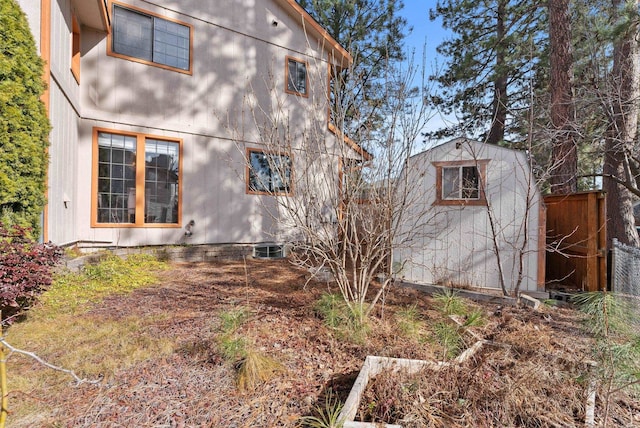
278,0,353,66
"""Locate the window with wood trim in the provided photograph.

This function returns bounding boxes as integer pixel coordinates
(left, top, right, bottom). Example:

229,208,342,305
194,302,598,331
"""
109,2,192,73
93,129,181,226
247,149,292,195
71,15,80,83
286,56,307,96
433,161,488,206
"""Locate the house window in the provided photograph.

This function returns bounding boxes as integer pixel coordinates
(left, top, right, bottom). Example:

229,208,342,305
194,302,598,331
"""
433,161,488,206
110,3,192,73
93,129,181,227
71,15,80,83
286,56,307,96
247,149,292,194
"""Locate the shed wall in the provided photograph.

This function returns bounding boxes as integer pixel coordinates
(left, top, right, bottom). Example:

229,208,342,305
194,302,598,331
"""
395,140,543,294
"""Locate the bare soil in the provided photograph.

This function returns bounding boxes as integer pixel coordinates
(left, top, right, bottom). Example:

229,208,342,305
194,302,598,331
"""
11,258,640,427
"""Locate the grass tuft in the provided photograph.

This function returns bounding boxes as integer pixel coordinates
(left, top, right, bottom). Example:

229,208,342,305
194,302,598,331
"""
394,304,425,340
236,349,284,392
433,321,464,359
433,288,467,316
218,307,250,334
299,390,345,428
314,293,370,344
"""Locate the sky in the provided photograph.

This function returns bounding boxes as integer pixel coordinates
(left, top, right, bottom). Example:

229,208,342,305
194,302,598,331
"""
400,1,447,69
399,1,453,145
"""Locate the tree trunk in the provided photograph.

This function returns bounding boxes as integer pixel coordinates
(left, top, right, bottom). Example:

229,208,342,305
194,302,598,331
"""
603,0,640,247
487,0,508,145
548,0,578,194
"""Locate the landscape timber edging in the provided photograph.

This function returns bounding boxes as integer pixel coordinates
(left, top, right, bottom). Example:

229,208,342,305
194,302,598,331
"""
338,340,492,427
398,280,545,309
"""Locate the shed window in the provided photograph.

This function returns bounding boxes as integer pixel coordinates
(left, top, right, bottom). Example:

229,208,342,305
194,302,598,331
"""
442,166,480,200
111,3,191,73
286,57,307,96
433,161,488,206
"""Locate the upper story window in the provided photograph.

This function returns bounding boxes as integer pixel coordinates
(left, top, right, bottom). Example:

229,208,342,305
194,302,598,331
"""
109,3,192,74
247,149,292,195
93,129,181,227
433,161,488,206
286,56,308,96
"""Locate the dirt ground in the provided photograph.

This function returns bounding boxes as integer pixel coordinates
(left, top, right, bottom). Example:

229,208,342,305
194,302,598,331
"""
10,258,640,427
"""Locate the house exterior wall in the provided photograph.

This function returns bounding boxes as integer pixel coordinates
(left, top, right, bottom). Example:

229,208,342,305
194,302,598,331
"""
17,0,81,244
395,139,544,294
22,0,349,248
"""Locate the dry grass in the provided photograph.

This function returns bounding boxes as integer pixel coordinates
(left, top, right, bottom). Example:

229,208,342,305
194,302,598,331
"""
4,258,639,427
236,349,285,392
359,333,588,426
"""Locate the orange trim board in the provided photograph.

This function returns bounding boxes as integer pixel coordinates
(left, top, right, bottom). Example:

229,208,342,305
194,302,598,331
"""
91,127,183,228
328,123,373,162
40,0,51,241
71,14,80,83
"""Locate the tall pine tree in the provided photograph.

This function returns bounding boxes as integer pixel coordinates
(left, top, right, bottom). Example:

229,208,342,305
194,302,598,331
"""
298,0,409,139
429,0,546,143
0,0,50,236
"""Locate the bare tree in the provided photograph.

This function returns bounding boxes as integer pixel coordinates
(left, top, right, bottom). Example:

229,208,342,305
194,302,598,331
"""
230,49,435,320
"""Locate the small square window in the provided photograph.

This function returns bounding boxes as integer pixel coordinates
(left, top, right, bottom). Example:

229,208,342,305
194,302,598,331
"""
433,161,487,206
286,57,307,96
247,150,292,194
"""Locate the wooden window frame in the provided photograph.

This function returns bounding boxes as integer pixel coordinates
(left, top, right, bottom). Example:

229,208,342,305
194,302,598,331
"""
71,14,80,83
91,127,183,228
107,1,193,75
433,160,489,206
285,56,308,97
246,148,293,196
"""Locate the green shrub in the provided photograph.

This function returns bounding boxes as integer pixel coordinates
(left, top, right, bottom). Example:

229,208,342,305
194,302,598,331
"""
0,0,51,234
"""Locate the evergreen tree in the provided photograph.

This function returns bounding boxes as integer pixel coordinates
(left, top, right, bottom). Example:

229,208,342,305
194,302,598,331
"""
602,0,640,246
429,0,546,143
297,0,409,139
0,0,50,236
548,0,578,194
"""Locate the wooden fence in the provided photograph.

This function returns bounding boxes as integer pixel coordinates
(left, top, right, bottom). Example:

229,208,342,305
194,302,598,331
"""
544,191,607,292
